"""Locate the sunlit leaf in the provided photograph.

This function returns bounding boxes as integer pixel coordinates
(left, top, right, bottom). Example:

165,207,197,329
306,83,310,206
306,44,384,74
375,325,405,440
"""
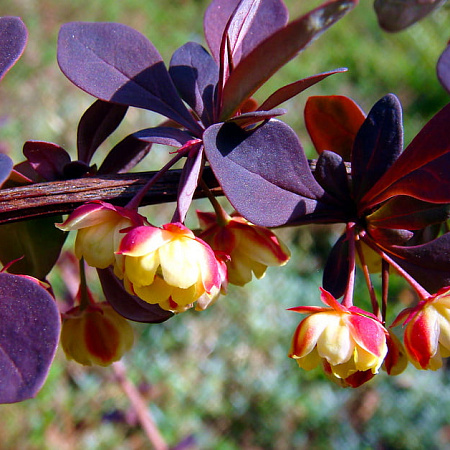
0,153,13,187
0,17,27,81
0,273,60,404
437,42,450,94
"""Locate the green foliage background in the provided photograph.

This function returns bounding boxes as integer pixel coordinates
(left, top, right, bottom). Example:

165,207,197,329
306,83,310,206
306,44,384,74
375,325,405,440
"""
0,0,449,448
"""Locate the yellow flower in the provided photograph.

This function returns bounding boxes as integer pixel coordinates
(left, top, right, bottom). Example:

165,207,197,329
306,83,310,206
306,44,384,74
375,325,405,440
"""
61,302,134,366
117,222,223,313
197,211,290,286
289,288,388,384
57,201,146,269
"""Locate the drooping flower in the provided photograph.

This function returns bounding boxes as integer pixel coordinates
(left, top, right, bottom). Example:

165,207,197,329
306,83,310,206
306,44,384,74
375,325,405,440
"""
117,222,223,313
197,210,290,286
393,286,450,370
57,201,146,269
289,288,388,385
61,302,134,366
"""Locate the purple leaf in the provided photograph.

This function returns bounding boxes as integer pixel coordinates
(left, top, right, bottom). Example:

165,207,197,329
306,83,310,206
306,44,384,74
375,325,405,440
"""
323,233,349,299
437,43,450,94
169,42,219,126
258,68,347,111
352,94,403,202
225,107,286,126
0,273,60,404
23,141,71,181
0,17,28,81
132,127,193,147
204,119,343,227
57,22,201,134
77,100,128,165
98,135,152,174
219,0,357,119
204,0,288,66
97,268,173,323
374,0,445,32
173,144,204,223
361,102,450,210
0,153,13,187
384,232,450,292
0,216,67,280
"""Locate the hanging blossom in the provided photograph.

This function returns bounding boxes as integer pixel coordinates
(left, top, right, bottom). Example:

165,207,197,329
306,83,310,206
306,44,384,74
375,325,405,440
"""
116,222,223,313
393,286,450,371
197,210,290,286
289,288,388,388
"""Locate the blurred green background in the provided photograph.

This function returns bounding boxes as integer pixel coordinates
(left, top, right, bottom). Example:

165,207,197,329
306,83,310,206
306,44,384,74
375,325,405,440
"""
0,0,449,449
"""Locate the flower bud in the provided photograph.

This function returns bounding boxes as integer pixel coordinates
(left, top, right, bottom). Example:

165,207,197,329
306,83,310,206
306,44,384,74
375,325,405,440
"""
57,201,146,269
61,302,134,366
289,288,388,386
117,222,222,313
197,211,290,286
393,286,450,370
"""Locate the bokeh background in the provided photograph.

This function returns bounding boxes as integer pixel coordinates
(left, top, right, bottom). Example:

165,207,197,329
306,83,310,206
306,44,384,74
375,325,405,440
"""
0,0,449,448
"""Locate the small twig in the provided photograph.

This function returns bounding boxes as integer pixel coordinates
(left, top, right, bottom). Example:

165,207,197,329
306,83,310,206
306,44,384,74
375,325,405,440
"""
113,361,169,450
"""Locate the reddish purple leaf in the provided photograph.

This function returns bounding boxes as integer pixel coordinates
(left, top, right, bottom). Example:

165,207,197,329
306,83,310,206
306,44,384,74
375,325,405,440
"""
383,233,450,292
77,100,128,165
437,43,450,94
361,102,450,210
374,0,445,32
0,273,60,404
23,141,71,181
169,42,219,126
225,107,286,127
97,268,173,323
304,95,366,160
352,94,403,202
259,69,347,111
204,0,288,66
204,119,344,227
219,0,357,119
132,127,193,147
57,22,201,134
0,17,27,81
0,153,13,187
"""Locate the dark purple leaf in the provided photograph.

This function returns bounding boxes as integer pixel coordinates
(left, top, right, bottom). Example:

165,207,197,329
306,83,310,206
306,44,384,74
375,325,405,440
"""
323,233,349,299
204,0,288,66
0,153,13,187
0,273,60,404
361,102,450,210
258,68,347,111
314,150,351,205
0,17,27,81
367,196,450,230
0,216,67,280
77,100,128,165
437,42,450,94
219,0,357,119
352,94,403,202
57,22,201,134
173,145,204,223
23,141,71,181
98,135,152,174
169,42,219,126
383,233,450,292
204,119,343,227
97,268,173,323
132,127,193,147
374,0,445,32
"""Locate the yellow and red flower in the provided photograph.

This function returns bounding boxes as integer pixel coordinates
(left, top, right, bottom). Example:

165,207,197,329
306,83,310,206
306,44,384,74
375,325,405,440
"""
289,288,388,385
61,302,134,366
393,286,450,370
117,222,223,313
57,201,146,269
197,211,290,286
